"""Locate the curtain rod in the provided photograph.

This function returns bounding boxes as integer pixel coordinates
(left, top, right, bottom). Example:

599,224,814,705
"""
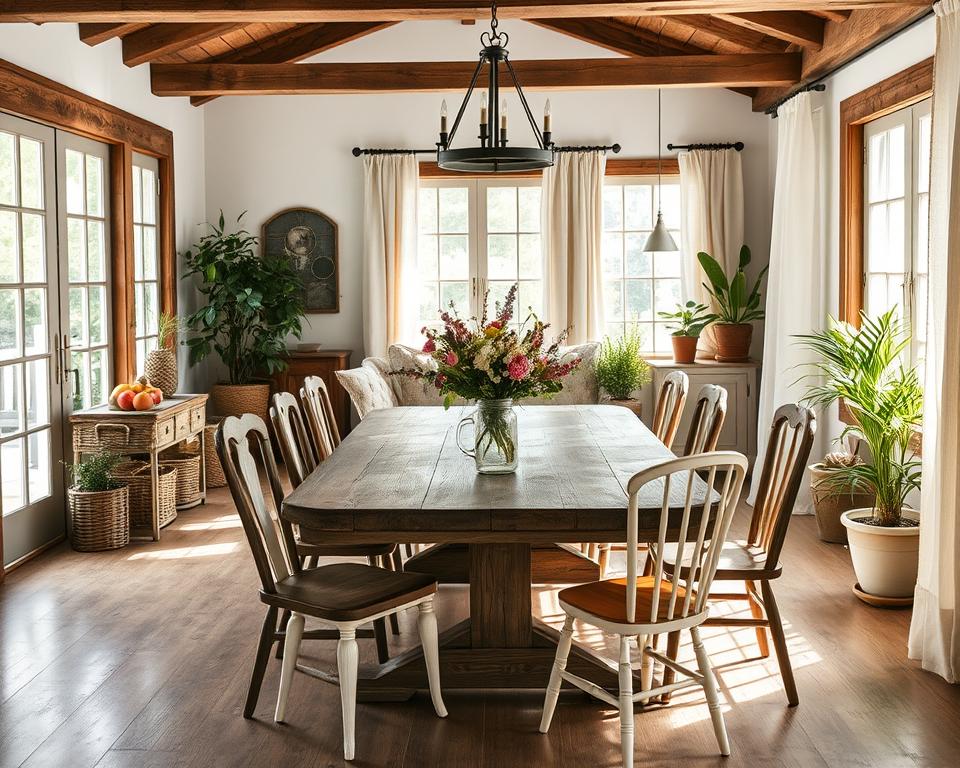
765,83,826,118
666,141,744,152
552,143,621,153
352,143,621,157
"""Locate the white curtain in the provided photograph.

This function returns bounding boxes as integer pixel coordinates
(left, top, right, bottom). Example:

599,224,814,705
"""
362,154,419,358
678,148,744,356
909,0,960,684
747,92,828,511
542,150,606,344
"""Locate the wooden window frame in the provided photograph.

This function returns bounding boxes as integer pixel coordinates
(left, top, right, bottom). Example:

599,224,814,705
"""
0,57,176,386
839,57,933,326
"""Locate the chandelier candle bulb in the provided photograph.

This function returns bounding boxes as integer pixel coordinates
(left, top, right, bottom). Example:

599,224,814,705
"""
480,91,488,125
543,99,551,133
440,99,448,134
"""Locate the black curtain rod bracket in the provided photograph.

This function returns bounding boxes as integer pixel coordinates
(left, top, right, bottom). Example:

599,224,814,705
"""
766,83,826,118
552,143,620,153
666,141,744,152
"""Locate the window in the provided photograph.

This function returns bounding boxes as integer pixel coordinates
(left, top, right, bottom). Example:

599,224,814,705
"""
417,179,542,330
132,155,160,374
601,178,682,354
863,98,931,374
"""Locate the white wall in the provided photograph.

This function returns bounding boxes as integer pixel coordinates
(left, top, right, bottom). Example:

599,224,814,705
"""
0,23,207,388
204,21,774,366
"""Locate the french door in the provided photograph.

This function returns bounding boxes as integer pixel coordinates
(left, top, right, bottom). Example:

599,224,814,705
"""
1,113,112,567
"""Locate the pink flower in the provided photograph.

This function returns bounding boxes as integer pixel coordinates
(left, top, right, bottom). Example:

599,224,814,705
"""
434,373,447,389
445,350,458,366
507,354,532,381
422,338,436,353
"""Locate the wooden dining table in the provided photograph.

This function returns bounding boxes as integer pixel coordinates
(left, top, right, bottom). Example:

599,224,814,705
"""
282,404,712,701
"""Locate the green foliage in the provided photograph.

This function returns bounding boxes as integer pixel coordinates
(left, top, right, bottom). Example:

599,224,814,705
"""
796,309,922,526
68,453,123,492
657,300,713,337
182,212,305,385
157,312,181,348
595,327,652,400
697,245,767,324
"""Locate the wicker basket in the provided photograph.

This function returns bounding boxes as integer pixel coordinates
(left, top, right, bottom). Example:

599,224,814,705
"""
209,382,270,421
69,485,129,552
159,450,202,508
204,419,226,488
111,461,178,530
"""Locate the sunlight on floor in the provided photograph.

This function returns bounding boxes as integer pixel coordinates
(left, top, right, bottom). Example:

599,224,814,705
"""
178,515,243,531
126,542,239,560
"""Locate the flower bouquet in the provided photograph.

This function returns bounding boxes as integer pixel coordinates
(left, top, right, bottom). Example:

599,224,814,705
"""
397,284,581,474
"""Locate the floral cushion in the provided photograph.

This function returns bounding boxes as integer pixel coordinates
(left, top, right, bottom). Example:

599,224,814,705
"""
526,342,600,405
335,358,399,419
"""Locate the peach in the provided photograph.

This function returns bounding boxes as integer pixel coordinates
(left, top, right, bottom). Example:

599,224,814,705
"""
133,391,155,411
117,390,136,411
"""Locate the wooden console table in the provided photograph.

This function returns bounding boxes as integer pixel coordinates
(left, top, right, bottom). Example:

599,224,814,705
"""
271,350,352,436
70,394,209,541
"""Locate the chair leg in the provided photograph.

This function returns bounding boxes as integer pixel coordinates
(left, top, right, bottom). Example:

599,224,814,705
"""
761,581,799,707
391,547,404,572
417,599,448,718
274,609,292,659
639,635,655,700
746,580,770,658
597,544,609,577
337,629,360,761
275,612,305,723
373,617,390,663
618,634,635,768
658,631,682,704
381,554,402,636
244,606,278,719
539,614,574,734
691,626,730,756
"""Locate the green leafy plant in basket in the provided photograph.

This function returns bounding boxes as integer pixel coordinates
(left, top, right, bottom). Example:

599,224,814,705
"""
595,326,652,402
66,453,123,492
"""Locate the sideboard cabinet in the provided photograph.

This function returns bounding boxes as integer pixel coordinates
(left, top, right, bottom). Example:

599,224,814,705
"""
270,350,353,436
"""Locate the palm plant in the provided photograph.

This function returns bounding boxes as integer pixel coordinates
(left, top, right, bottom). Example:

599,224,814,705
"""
795,309,922,527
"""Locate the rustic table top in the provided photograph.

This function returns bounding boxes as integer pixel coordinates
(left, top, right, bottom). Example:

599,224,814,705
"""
283,405,714,544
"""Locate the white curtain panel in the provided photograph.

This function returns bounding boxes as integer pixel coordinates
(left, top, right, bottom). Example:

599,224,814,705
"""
747,92,827,511
909,0,960,684
361,154,419,359
542,150,606,344
678,148,744,356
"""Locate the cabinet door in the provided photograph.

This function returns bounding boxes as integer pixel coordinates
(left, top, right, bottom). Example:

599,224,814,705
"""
668,372,749,457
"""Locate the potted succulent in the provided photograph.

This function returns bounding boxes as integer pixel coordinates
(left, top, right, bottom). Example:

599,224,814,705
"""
797,310,922,602
657,300,713,364
183,212,305,420
595,325,652,419
697,245,767,362
66,453,129,552
809,450,875,544
143,312,181,398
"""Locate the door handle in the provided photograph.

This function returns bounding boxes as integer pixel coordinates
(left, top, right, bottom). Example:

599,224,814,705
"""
62,334,80,396
54,333,61,384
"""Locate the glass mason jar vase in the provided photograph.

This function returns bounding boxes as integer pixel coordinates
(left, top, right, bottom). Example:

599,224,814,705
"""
456,399,518,474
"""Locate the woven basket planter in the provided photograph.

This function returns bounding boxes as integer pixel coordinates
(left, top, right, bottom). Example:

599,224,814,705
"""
209,382,270,421
159,450,203,508
69,485,129,552
111,461,178,530
204,419,226,488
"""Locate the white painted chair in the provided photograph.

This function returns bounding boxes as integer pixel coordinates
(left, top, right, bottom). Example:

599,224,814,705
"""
651,369,689,447
216,414,447,761
539,451,748,767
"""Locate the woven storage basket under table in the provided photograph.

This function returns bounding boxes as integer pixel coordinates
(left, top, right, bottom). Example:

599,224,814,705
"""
69,486,129,552
204,419,226,488
159,450,203,508
111,461,178,530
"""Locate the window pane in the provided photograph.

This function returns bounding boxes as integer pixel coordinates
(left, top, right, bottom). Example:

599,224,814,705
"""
625,279,652,322
602,232,623,277
0,363,23,435
25,358,48,429
440,281,468,316
518,187,540,232
418,187,438,234
419,282,439,322
518,280,543,320
143,226,157,280
518,234,541,279
134,224,143,280
0,289,20,360
654,278,682,315
65,148,84,215
67,217,86,282
21,213,44,283
23,287,46,356
19,137,43,210
87,220,105,283
418,234,438,281
486,187,516,233
438,235,468,280
141,168,156,225
135,283,145,335
487,234,517,280
886,125,905,200
71,350,87,410
869,132,887,203
70,286,87,346
85,155,103,217
90,348,107,406
486,280,512,317
27,428,51,504
604,280,623,322
1,437,25,515
0,132,15,206
624,185,652,230
625,234,651,277
132,166,142,223
438,187,468,233
656,185,682,230
917,194,929,274
602,186,622,231
0,209,16,283
886,199,905,273
654,251,682,278
918,114,931,194
89,286,106,346
144,282,158,336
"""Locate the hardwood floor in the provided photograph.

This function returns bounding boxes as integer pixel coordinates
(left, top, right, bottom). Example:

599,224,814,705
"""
2,487,959,768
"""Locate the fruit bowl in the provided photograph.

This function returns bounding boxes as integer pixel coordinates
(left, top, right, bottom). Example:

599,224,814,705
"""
108,376,164,412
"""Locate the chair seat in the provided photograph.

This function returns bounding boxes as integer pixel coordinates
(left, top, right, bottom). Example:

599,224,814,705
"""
296,541,396,559
261,562,436,622
660,540,782,580
559,576,696,626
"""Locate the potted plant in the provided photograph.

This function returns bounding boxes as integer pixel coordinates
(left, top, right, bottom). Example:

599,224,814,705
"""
797,310,922,602
595,325,652,419
143,312,181,398
183,212,305,420
697,245,767,362
809,450,875,544
657,300,713,364
66,453,129,552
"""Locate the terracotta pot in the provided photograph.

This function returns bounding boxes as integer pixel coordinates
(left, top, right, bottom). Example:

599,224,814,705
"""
842,508,919,601
209,383,271,422
713,323,753,362
609,398,643,420
671,335,698,364
809,463,876,544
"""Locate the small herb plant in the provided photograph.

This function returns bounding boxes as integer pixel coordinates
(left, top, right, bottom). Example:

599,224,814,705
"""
697,245,767,324
658,301,713,337
157,312,181,349
67,453,123,493
595,327,652,400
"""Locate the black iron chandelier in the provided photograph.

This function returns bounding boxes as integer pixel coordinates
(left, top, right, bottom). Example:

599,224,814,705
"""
436,1,554,172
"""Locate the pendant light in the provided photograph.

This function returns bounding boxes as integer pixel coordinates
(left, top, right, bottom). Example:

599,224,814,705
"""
643,87,679,253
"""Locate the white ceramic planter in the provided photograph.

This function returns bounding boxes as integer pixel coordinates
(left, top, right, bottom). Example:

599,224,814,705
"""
840,508,920,599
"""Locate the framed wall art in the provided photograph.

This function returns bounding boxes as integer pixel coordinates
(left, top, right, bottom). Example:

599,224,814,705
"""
262,207,339,313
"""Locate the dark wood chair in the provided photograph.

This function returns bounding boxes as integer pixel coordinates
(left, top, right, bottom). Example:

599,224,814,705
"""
659,403,817,706
216,414,447,761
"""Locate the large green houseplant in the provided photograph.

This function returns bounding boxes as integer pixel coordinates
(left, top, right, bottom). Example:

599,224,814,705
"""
183,212,305,418
697,245,767,362
595,326,652,419
796,309,923,601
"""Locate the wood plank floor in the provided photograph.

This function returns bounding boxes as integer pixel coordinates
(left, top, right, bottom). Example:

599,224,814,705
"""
2,486,959,768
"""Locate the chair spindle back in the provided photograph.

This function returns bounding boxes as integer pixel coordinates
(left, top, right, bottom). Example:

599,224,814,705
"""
269,391,317,488
301,375,340,461
682,384,728,456
652,370,689,448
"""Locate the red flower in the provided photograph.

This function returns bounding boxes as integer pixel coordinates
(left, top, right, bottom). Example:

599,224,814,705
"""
422,338,436,353
445,350,458,366
507,354,532,381
435,373,447,389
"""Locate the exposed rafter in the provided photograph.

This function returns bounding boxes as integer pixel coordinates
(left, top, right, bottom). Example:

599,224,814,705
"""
718,11,825,48
531,18,705,57
122,23,246,67
656,14,790,52
79,22,146,45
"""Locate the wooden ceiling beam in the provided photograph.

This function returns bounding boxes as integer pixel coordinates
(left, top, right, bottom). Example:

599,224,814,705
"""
123,23,247,66
717,11,825,48
531,18,705,57
0,2,930,24
810,9,851,23
752,5,932,111
79,22,145,45
657,14,790,52
151,54,802,96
